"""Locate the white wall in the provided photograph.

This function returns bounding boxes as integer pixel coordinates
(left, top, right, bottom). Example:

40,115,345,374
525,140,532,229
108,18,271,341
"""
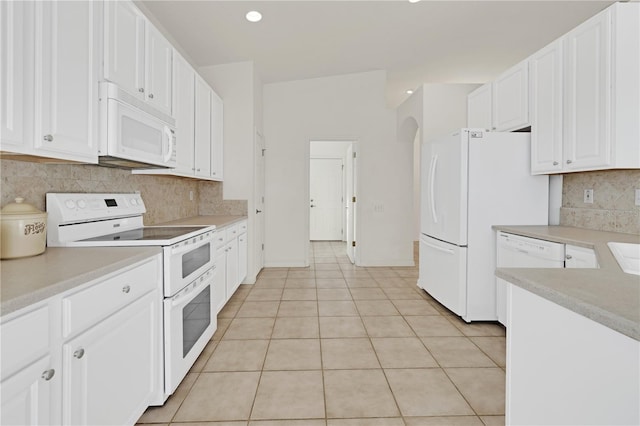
198,61,264,283
263,71,414,267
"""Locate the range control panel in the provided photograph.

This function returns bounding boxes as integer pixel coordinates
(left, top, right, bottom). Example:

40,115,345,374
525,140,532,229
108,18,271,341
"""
46,193,146,224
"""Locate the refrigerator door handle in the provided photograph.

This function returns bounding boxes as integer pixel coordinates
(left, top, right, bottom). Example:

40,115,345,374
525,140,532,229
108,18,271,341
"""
422,238,454,255
429,155,439,223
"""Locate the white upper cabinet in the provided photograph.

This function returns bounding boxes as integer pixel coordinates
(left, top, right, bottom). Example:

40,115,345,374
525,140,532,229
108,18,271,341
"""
467,61,530,132
0,0,98,163
0,1,31,153
194,76,212,178
172,53,196,175
103,0,172,116
531,2,639,174
145,25,173,116
34,1,99,162
210,90,224,180
492,60,529,132
530,39,564,174
103,0,144,102
467,83,492,130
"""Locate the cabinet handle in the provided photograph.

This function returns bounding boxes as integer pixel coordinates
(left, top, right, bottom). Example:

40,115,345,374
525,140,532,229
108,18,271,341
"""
138,87,145,93
553,161,559,166
148,93,154,99
566,159,573,164
41,369,55,381
196,168,201,172
566,254,573,260
73,348,85,359
122,285,131,293
43,134,53,142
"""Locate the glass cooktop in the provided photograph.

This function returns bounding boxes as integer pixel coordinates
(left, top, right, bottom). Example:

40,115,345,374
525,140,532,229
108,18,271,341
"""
80,226,208,242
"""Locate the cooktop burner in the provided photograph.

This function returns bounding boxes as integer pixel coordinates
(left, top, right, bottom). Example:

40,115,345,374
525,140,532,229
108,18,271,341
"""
80,226,208,242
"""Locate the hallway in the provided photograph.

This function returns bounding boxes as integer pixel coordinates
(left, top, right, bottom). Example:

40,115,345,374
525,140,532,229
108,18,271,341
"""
138,241,506,426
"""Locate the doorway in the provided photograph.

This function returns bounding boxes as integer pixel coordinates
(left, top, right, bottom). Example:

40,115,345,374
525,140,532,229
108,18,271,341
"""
309,140,357,263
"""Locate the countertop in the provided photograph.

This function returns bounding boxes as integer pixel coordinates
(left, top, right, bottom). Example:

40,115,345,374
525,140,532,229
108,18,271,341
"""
0,247,162,316
493,225,640,341
157,215,247,228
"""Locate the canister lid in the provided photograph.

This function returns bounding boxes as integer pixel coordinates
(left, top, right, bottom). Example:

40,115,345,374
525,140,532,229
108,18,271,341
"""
0,198,45,216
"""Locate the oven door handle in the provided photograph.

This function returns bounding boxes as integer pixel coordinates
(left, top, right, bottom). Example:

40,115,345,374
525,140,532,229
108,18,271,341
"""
172,236,214,256
169,267,215,307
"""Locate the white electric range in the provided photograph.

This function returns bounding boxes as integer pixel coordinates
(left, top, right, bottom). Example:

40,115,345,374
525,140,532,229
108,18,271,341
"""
46,193,218,399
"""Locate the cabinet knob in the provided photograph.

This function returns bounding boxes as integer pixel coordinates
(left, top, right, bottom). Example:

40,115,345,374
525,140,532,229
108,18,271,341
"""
566,254,573,260
566,159,573,164
553,161,559,166
196,168,201,172
43,134,53,142
138,87,145,93
73,348,85,359
41,369,55,381
122,285,131,293
148,93,154,99
212,172,216,175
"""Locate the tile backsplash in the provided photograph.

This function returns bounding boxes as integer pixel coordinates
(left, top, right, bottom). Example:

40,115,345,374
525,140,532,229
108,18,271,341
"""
560,169,640,235
0,159,246,225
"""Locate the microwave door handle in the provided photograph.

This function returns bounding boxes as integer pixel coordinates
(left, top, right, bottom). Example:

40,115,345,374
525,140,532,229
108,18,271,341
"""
163,127,174,162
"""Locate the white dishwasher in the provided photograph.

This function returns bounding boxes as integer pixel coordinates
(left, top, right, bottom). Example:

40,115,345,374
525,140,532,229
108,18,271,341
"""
496,231,566,325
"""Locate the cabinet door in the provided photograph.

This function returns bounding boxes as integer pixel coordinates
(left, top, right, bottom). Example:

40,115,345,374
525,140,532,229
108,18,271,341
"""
34,0,98,162
214,246,227,311
63,291,160,426
530,40,564,174
210,89,224,180
565,245,599,268
194,77,212,177
173,53,195,175
493,61,529,131
145,24,172,116
1,356,54,426
238,232,248,284
0,0,33,153
103,0,145,100
467,83,492,130
225,240,239,299
563,9,612,170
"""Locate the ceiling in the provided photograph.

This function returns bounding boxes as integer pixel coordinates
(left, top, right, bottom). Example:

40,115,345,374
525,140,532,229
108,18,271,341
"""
139,0,614,108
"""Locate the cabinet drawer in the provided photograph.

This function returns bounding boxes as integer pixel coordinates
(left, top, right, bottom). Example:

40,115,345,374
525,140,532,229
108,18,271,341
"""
226,224,239,242
62,257,159,337
214,229,226,248
0,305,50,379
238,220,247,234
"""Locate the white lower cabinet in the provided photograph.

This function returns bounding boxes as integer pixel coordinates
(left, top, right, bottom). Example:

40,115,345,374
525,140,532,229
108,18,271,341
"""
214,244,228,313
63,291,159,425
215,220,248,308
1,356,54,426
0,254,162,426
507,283,639,425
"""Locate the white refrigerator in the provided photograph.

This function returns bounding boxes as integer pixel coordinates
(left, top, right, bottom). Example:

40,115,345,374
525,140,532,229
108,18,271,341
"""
418,129,549,322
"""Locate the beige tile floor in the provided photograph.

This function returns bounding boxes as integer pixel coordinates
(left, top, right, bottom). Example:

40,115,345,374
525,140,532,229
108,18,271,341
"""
138,241,506,426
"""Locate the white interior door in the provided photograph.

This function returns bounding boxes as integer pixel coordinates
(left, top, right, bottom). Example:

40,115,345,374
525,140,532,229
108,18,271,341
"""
345,145,357,263
310,158,343,241
254,130,265,273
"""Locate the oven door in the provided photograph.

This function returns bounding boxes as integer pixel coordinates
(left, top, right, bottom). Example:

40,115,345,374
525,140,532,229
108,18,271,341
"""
165,231,216,297
163,267,217,396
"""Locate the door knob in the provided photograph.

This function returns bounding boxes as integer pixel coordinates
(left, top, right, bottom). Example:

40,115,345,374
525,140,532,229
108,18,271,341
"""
256,209,262,214
310,205,316,208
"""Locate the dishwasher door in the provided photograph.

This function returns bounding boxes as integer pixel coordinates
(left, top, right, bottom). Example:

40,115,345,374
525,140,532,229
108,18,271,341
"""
496,232,565,324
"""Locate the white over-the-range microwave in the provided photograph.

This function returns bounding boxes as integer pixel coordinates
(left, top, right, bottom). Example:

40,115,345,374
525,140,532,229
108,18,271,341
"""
98,82,177,169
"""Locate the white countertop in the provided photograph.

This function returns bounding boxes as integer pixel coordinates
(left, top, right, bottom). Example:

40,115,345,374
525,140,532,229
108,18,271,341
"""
1,247,162,316
493,225,640,340
157,215,247,228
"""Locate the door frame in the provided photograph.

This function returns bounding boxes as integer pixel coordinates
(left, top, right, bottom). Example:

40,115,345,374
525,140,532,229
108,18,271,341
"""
305,139,359,266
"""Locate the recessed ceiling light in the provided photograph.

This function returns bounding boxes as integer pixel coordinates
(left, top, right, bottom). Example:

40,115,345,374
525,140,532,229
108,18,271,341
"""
406,89,414,95
246,10,262,22
409,0,421,3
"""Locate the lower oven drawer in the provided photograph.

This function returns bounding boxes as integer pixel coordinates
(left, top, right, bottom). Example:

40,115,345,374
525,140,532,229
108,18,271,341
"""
62,256,160,338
